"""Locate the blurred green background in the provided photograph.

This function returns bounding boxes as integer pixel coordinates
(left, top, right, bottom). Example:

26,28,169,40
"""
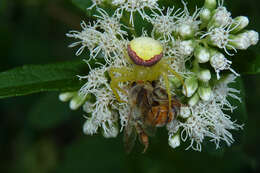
0,0,260,173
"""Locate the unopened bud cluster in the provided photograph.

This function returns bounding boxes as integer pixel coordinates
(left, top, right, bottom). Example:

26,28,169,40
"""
63,0,257,152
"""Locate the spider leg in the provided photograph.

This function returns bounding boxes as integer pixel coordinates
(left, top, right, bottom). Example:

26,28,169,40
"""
109,67,133,102
167,66,187,95
162,73,171,108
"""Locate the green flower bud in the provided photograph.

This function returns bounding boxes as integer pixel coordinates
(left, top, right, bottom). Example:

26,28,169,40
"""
198,86,212,101
169,76,182,88
188,93,200,106
59,92,76,102
230,16,249,34
200,8,212,26
204,0,217,10
194,46,210,63
229,32,251,50
70,93,88,110
182,77,199,97
197,69,211,82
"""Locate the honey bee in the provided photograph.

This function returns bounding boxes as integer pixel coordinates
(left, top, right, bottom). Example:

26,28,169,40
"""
124,82,182,153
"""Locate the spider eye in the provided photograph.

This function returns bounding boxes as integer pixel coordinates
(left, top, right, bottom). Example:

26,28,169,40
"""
127,37,163,66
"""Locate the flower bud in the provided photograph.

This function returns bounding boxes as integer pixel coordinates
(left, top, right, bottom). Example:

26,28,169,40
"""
182,77,198,97
231,16,249,34
194,46,210,63
198,86,212,101
169,76,182,88
247,30,259,45
176,24,196,39
204,0,217,10
208,7,232,28
70,93,87,110
179,106,191,119
179,40,195,56
197,69,211,82
188,93,200,106
59,92,75,102
168,134,181,149
229,32,251,50
200,8,212,25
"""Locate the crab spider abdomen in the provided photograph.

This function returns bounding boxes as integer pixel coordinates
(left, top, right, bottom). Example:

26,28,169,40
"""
127,37,163,66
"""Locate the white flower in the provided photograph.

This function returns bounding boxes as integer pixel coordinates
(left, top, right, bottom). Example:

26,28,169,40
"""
66,21,100,56
147,7,178,40
213,74,241,111
92,32,124,63
64,0,255,152
112,0,159,26
102,121,119,138
83,117,99,135
201,24,237,56
78,65,110,96
175,95,242,151
209,6,232,28
175,1,201,39
210,51,239,79
179,106,191,119
95,8,128,38
67,10,126,64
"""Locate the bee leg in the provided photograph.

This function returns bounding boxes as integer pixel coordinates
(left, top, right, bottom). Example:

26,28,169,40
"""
140,132,149,153
136,123,149,153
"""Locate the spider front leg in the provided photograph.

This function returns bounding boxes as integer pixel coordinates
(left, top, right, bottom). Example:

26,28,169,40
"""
109,67,132,102
167,66,187,95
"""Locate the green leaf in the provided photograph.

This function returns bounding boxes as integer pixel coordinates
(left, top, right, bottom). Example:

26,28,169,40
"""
0,60,88,99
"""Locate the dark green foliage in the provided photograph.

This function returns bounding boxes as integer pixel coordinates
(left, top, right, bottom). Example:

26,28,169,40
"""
0,60,86,99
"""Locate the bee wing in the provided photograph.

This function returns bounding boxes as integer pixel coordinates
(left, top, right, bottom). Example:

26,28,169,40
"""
123,121,137,154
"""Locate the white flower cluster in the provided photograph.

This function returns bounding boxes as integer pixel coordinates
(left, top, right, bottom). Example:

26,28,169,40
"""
62,0,258,151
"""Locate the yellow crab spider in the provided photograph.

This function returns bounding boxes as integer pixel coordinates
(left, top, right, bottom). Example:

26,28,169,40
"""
109,37,185,106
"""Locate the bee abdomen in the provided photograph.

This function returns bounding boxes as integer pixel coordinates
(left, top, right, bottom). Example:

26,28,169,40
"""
147,105,173,127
